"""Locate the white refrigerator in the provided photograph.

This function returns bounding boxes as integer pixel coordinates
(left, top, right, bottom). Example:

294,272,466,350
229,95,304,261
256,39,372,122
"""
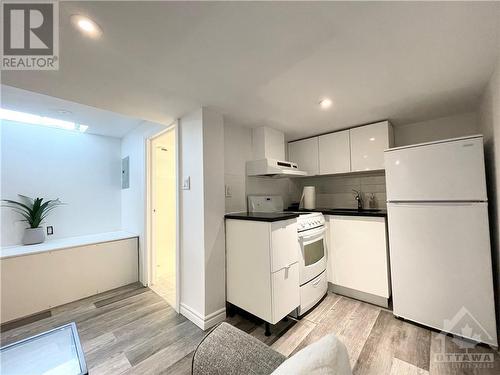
385,135,497,346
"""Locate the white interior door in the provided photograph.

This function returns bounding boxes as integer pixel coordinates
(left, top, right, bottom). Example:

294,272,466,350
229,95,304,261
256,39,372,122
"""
149,127,178,311
387,202,497,346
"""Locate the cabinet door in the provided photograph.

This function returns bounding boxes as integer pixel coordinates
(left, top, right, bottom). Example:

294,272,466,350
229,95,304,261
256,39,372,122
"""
319,130,350,175
270,220,299,272
350,121,392,172
288,137,319,176
271,262,300,324
329,216,389,298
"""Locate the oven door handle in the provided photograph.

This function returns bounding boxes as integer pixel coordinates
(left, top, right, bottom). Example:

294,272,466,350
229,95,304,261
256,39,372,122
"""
311,276,323,286
298,226,325,240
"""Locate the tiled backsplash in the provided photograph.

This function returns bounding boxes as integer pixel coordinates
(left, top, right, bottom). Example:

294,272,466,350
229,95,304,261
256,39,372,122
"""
290,171,387,209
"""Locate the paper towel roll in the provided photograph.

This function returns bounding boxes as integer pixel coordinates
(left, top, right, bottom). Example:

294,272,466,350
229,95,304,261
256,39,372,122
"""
301,186,316,209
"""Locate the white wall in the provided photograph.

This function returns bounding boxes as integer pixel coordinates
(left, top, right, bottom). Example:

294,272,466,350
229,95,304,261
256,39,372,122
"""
180,107,226,328
179,108,205,318
291,172,387,209
224,122,294,212
394,112,479,147
224,124,252,213
121,121,166,284
222,113,479,212
1,121,122,246
479,59,500,333
286,113,480,209
202,109,226,316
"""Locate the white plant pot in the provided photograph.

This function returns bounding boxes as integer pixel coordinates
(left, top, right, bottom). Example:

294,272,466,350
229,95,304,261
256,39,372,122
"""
22,227,46,245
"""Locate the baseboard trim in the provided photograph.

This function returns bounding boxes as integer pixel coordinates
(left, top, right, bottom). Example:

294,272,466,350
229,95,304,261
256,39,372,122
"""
328,282,389,308
180,303,226,330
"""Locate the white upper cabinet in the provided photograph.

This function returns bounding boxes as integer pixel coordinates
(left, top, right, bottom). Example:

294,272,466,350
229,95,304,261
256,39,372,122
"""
319,130,350,175
287,121,393,176
350,121,393,172
288,137,319,176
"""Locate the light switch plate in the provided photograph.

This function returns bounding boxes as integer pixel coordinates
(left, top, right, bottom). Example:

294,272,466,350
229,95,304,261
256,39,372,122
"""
182,176,190,190
225,184,232,197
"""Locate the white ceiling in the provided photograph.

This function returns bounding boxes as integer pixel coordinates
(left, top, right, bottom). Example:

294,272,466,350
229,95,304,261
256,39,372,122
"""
2,2,499,140
1,85,144,138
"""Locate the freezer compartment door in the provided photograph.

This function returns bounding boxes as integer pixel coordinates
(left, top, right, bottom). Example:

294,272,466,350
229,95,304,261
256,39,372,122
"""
387,202,497,346
385,136,487,201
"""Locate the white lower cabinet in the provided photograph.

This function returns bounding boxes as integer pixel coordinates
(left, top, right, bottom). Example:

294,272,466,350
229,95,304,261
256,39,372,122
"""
226,218,300,324
271,263,300,322
327,215,390,307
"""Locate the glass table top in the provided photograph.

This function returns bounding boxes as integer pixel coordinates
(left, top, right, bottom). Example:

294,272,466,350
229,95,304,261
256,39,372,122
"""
0,322,87,375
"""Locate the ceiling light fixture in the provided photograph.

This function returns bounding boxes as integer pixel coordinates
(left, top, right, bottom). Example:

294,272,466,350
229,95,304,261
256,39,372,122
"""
71,15,103,38
0,108,88,133
319,98,332,109
53,109,73,115
369,137,375,141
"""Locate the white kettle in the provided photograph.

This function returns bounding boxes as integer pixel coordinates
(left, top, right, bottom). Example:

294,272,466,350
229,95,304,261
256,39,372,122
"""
299,186,316,210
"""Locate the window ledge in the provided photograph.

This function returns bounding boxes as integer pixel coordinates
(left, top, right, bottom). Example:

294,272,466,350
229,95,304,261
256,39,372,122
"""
0,231,138,260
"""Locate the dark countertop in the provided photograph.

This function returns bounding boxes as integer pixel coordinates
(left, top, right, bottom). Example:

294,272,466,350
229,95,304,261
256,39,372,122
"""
289,208,387,217
224,212,300,222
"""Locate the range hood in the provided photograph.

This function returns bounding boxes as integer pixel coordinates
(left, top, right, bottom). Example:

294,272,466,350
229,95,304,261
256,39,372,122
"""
246,126,307,178
246,158,307,177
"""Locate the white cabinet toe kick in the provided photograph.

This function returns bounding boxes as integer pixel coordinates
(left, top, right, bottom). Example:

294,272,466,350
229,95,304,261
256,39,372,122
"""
329,283,389,308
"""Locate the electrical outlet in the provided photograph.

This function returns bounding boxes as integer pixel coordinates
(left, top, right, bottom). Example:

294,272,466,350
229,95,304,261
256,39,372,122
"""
47,226,54,235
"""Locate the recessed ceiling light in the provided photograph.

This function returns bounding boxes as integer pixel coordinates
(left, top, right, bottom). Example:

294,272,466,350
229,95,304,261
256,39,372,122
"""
71,15,103,38
52,109,72,115
369,137,375,141
319,98,332,109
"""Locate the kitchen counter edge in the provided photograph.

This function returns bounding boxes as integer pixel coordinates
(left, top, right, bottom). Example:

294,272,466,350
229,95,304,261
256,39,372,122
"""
224,212,300,222
291,208,387,217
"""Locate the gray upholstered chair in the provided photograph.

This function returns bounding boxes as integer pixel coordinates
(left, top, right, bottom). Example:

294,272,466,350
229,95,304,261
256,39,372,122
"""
192,322,285,375
191,322,352,375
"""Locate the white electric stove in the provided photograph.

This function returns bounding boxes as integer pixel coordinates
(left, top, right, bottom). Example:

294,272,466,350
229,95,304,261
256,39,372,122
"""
247,196,328,316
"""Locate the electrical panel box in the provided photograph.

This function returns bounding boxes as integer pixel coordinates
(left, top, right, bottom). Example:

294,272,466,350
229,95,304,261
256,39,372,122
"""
122,156,130,189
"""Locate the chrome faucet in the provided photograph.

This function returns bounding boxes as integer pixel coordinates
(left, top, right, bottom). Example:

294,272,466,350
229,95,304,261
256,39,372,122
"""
352,190,363,210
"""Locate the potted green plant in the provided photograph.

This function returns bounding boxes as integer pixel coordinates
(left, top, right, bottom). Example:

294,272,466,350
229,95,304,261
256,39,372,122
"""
1,195,65,245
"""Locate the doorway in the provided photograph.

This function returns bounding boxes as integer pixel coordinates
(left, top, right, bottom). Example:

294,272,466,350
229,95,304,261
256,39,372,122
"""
148,125,178,311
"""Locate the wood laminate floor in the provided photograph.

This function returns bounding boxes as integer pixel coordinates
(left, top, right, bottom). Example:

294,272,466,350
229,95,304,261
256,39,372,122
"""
1,284,499,374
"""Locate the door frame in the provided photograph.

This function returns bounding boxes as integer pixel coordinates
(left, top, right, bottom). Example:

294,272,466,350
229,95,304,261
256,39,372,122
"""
145,121,180,312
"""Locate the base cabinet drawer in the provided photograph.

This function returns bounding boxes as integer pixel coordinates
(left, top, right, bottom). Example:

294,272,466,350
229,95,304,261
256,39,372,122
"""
271,262,299,324
299,270,327,315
